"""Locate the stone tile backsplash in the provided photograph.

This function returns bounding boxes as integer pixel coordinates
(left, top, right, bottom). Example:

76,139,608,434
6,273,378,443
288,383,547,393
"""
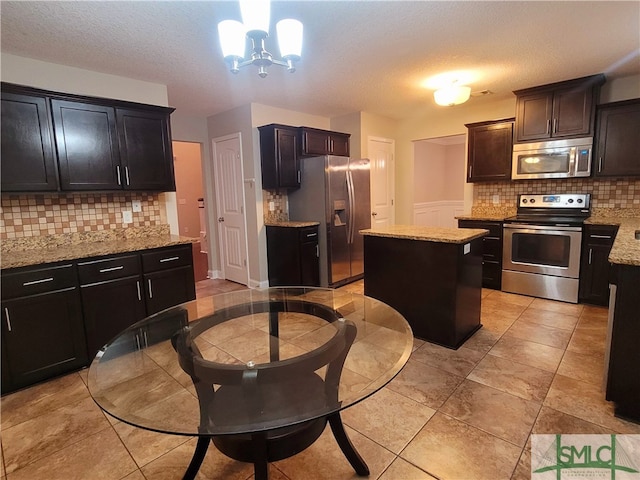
474,178,640,209
262,190,288,223
1,193,166,240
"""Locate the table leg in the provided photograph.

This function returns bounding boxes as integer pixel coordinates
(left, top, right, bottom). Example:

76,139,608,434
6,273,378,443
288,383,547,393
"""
328,413,370,476
183,436,211,480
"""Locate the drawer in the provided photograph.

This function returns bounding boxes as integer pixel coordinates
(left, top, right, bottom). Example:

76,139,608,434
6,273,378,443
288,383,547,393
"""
77,254,140,285
482,238,502,259
2,263,77,299
141,245,192,273
458,220,502,239
585,225,618,246
299,227,319,243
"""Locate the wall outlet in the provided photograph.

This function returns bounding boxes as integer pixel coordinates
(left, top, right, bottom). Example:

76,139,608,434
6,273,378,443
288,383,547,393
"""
132,200,142,212
269,201,275,212
122,210,133,224
492,194,500,205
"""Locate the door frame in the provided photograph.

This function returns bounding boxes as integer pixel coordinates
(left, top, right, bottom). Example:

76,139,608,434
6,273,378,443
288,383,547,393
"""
211,132,250,285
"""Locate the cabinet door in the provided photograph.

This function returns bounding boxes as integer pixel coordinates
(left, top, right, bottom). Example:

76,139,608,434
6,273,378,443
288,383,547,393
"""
595,100,640,177
80,276,147,358
515,92,553,142
116,108,176,191
300,240,320,286
301,129,330,156
274,127,300,188
579,245,612,306
552,86,594,138
144,266,196,315
329,133,350,157
1,288,88,392
51,100,122,191
1,91,59,192
466,120,513,182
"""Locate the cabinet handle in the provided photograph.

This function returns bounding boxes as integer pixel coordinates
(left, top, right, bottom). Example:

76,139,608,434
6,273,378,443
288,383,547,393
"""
159,256,180,263
5,308,12,332
591,234,612,239
588,248,593,265
306,233,317,238
143,330,148,348
116,166,122,186
148,279,153,298
297,171,301,183
547,119,551,135
136,281,142,301
553,118,557,134
135,333,141,351
469,164,473,178
124,166,131,186
23,277,54,286
316,245,319,257
99,265,124,273
598,157,603,172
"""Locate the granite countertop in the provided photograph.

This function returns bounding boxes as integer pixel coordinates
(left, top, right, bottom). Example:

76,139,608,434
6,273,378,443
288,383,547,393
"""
455,205,515,222
1,226,197,270
360,225,488,244
264,221,320,228
586,215,640,267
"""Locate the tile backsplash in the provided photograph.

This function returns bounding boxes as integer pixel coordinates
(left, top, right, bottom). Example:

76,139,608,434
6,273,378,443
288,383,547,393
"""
474,178,640,209
1,193,166,240
262,190,289,223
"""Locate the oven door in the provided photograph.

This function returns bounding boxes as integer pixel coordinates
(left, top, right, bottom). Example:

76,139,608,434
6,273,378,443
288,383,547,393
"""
503,224,582,278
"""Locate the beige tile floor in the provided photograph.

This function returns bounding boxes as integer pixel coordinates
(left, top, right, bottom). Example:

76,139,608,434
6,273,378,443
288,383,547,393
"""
2,279,640,480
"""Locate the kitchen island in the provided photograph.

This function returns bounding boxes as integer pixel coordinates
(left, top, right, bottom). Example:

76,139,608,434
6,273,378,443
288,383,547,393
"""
361,225,488,349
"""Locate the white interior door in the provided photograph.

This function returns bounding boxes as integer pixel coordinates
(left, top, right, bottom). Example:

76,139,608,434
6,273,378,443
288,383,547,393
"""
367,136,395,227
212,133,249,285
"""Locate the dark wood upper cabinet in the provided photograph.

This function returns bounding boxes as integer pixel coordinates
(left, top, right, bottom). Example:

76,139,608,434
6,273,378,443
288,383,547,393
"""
299,127,350,157
52,99,121,190
465,118,514,182
513,74,605,142
0,89,59,192
594,99,640,177
116,108,176,191
1,82,176,193
259,124,301,189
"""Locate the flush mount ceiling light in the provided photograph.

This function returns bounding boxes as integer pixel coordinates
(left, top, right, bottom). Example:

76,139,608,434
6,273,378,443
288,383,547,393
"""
218,0,303,78
434,81,472,107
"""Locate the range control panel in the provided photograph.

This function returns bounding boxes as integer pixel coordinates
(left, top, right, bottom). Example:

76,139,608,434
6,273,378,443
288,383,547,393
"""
517,193,591,209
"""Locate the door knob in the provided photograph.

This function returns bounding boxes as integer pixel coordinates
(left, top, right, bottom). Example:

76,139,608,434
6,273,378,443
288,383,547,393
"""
218,217,224,222
371,212,378,216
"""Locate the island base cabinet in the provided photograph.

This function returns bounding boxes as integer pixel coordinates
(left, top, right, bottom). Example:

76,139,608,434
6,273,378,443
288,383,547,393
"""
606,265,640,423
1,288,88,393
363,236,483,349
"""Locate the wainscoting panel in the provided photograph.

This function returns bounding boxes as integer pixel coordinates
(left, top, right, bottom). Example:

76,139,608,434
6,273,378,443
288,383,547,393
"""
413,201,465,228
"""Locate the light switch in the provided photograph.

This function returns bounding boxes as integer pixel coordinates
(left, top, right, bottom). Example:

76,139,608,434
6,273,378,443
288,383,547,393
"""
269,201,275,212
132,200,142,212
122,210,133,224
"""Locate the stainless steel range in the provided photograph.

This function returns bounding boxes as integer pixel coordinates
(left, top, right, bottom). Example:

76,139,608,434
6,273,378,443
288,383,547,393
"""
502,193,591,303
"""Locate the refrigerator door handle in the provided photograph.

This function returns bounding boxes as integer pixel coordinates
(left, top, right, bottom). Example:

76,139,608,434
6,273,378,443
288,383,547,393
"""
347,169,356,244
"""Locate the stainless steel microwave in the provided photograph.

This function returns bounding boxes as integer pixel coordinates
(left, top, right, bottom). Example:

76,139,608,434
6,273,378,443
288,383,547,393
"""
512,137,592,180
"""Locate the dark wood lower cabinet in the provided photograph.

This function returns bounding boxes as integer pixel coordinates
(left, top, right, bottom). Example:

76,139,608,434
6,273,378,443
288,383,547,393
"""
606,264,640,422
266,225,320,286
579,224,618,306
1,244,196,394
1,263,88,393
458,220,503,290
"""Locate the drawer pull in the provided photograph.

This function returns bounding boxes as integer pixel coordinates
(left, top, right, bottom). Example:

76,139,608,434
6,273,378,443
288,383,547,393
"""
148,279,153,298
159,256,180,263
306,233,318,238
5,308,12,332
99,265,124,273
590,234,612,239
23,277,54,286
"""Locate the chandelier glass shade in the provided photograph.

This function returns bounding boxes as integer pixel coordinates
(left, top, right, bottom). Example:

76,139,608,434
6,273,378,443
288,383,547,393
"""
218,0,303,78
434,84,471,106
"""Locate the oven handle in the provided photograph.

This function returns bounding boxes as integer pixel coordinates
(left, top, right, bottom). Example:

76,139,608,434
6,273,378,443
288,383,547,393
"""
504,223,582,232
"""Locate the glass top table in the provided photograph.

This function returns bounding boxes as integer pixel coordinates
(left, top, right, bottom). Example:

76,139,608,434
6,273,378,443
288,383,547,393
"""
88,287,413,480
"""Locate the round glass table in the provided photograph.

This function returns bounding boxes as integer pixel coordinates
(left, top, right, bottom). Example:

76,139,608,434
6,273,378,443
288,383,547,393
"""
88,287,413,480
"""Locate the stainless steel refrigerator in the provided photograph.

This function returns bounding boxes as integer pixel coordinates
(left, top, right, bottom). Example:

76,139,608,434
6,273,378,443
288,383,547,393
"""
288,156,371,287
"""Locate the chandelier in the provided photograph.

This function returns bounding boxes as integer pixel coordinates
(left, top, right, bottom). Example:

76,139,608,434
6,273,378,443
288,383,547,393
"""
218,0,303,78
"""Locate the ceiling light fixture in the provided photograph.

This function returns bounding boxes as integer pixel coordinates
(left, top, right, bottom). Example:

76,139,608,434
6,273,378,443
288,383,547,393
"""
434,80,472,107
218,0,303,78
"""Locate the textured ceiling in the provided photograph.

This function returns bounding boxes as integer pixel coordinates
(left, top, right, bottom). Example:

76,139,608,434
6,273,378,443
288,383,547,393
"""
1,1,639,120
